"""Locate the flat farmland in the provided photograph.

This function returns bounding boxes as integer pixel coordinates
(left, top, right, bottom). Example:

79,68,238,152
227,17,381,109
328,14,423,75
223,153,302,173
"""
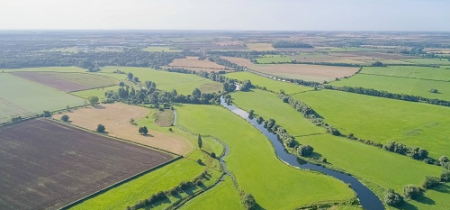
403,58,450,65
0,73,84,123
54,103,193,155
360,66,450,81
168,56,229,72
246,43,275,51
223,57,359,82
12,72,118,92
1,66,86,73
143,46,181,52
255,55,291,64
0,119,173,210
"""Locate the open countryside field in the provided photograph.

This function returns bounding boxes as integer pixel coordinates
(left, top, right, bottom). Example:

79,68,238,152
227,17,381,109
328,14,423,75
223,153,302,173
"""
0,73,84,123
255,54,291,63
332,74,450,101
100,66,223,95
293,90,450,158
226,72,312,94
177,104,355,210
0,119,173,210
403,58,450,65
167,56,229,72
143,46,182,52
71,86,120,100
246,43,275,51
12,72,118,92
223,57,359,82
54,103,194,155
359,66,450,81
1,66,87,73
230,90,445,209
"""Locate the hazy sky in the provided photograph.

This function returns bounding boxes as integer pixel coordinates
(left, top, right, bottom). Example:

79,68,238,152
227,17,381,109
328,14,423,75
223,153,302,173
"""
1,0,449,31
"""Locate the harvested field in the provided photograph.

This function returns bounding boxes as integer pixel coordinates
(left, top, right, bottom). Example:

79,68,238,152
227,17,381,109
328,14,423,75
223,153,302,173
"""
223,57,359,82
0,119,173,210
153,109,175,127
168,56,229,72
54,103,193,155
12,72,118,92
246,43,275,51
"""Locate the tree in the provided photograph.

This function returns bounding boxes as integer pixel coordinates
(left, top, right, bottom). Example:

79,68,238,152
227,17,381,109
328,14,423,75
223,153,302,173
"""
421,176,440,189
97,124,106,133
133,77,140,83
384,189,404,207
403,185,422,200
297,145,314,157
88,96,100,106
43,111,52,117
119,81,125,87
192,88,202,98
61,115,69,122
198,134,203,149
127,72,134,81
240,191,256,210
441,170,450,182
139,126,148,135
439,156,449,166
429,89,439,94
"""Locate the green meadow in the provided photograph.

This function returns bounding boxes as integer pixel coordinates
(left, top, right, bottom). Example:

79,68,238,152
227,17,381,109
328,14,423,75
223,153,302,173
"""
226,72,312,94
101,66,222,95
360,66,450,81
403,58,450,65
176,104,355,210
293,90,450,158
255,55,292,64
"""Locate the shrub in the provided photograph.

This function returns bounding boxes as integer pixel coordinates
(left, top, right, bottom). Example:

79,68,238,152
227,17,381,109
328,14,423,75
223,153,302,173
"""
403,185,422,200
421,176,440,189
96,124,105,133
440,170,450,182
297,145,314,157
240,191,256,210
61,115,69,122
43,111,52,118
210,152,216,158
169,127,173,132
384,189,404,207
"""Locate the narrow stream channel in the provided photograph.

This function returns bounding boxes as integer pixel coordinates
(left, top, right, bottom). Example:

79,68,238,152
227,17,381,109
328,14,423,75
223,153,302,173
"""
220,97,385,210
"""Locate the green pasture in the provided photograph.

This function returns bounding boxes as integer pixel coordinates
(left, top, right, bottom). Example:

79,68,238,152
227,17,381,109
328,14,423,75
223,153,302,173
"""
360,66,450,81
407,183,450,210
403,58,450,65
100,66,222,95
71,86,119,100
176,104,355,210
256,55,291,64
293,90,450,158
0,73,84,122
181,177,243,210
332,74,450,101
1,66,86,73
143,46,181,53
226,72,312,94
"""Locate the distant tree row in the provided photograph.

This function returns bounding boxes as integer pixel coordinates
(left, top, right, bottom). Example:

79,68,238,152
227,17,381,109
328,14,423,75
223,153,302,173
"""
272,41,313,48
208,56,246,71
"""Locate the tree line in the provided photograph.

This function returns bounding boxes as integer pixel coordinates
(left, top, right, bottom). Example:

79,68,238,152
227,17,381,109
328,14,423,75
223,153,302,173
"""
272,41,313,48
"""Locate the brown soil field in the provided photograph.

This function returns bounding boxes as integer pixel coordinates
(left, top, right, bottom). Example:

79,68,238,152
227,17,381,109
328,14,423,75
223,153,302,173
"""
153,109,174,127
168,56,229,72
54,103,193,155
223,57,359,82
0,119,173,210
12,72,117,92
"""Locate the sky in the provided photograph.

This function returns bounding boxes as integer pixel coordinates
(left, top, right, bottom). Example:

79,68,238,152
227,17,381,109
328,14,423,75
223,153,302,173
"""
0,0,449,31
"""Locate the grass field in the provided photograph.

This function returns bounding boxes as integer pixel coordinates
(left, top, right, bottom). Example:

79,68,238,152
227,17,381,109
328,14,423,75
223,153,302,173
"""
153,109,175,127
100,66,223,95
225,72,312,94
0,73,84,123
12,72,118,92
359,66,450,81
293,90,450,158
71,86,119,100
403,58,450,65
1,66,86,73
54,103,194,155
176,104,355,210
180,177,243,210
332,74,450,101
246,43,275,51
255,55,291,64
230,90,445,209
168,56,228,72
143,46,182,52
0,119,173,210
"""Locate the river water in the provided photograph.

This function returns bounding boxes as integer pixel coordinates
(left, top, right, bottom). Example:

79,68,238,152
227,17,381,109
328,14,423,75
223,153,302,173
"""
220,97,384,210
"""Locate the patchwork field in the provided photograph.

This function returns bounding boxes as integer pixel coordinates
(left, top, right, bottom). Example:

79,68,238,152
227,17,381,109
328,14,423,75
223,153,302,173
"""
246,43,275,51
225,72,312,94
0,73,84,123
230,90,445,209
255,55,291,64
293,90,450,158
0,119,173,210
54,103,193,155
167,56,229,72
100,66,223,95
177,104,355,210
223,57,359,82
12,72,118,92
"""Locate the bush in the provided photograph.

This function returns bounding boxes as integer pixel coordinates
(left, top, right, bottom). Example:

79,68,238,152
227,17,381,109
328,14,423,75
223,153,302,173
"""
297,145,314,157
384,189,404,207
61,115,69,122
440,170,450,182
169,127,173,132
96,124,105,133
240,191,256,210
210,152,216,158
421,176,441,189
43,111,52,118
403,185,422,200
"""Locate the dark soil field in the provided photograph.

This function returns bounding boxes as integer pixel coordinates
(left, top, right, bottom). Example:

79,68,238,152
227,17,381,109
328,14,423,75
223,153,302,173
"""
0,119,173,210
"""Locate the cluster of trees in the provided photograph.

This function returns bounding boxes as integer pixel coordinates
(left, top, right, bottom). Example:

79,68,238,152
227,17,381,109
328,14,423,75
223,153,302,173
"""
384,142,430,161
297,145,314,157
239,191,256,210
384,189,404,207
126,171,208,210
240,80,253,91
259,117,298,148
372,61,386,67
324,85,450,107
272,41,313,48
208,56,246,71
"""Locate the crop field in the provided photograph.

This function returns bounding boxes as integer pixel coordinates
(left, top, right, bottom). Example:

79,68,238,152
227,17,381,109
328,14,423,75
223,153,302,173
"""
0,119,173,210
230,90,445,209
12,72,118,92
100,66,223,95
167,56,229,72
1,66,87,73
359,66,450,81
292,53,368,64
255,55,291,63
225,72,312,94
223,57,359,82
143,46,182,52
293,90,450,158
246,43,275,51
403,58,450,65
54,103,194,155
176,104,355,210
332,74,450,101
0,73,84,123
71,86,120,100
